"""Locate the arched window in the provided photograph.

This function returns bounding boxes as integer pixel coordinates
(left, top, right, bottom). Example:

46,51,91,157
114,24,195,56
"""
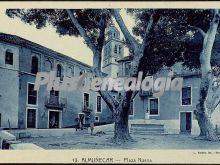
5,49,13,65
119,45,122,54
57,64,62,77
114,45,117,54
56,64,63,80
31,56,39,74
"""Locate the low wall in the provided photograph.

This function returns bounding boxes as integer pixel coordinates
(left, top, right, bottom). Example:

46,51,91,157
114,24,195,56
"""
0,130,16,149
10,143,43,150
7,121,201,140
9,128,78,139
0,130,16,140
93,124,114,133
8,124,115,139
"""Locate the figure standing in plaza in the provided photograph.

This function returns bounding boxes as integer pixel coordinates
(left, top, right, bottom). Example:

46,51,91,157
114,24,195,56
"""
90,113,95,135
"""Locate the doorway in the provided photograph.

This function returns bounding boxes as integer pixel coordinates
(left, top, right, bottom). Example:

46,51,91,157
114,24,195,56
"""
49,110,61,128
180,112,192,133
27,109,37,128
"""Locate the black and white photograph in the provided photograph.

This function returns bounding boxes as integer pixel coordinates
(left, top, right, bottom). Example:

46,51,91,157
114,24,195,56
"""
0,1,220,164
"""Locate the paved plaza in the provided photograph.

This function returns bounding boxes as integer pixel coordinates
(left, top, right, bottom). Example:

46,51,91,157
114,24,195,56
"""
19,131,220,150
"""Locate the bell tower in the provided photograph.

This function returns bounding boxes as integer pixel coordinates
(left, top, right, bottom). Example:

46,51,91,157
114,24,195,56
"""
102,24,125,78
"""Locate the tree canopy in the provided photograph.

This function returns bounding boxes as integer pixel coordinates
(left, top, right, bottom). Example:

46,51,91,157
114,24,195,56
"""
6,9,112,48
127,9,217,75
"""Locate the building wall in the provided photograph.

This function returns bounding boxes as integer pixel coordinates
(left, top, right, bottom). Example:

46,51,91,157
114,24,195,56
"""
103,63,119,78
129,94,146,120
2,31,214,133
126,61,203,133
17,45,112,129
18,73,40,128
0,42,20,128
149,76,201,120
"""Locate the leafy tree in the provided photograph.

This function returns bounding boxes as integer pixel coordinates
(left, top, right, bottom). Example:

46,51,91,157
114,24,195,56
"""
121,9,220,141
191,9,220,141
111,9,197,142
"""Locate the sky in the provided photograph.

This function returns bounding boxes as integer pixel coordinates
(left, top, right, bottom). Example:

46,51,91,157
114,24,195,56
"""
0,9,135,66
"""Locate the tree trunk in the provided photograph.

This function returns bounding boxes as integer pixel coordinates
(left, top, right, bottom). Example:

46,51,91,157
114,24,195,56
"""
113,109,132,143
196,111,218,141
112,91,133,143
67,9,134,143
195,72,219,141
92,50,132,144
111,49,145,144
195,9,220,141
111,9,157,143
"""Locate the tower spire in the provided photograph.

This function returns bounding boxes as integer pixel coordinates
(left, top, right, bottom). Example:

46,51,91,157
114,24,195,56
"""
102,25,125,78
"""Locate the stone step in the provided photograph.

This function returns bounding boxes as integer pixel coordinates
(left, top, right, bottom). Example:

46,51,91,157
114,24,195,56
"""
130,128,165,132
131,123,164,129
130,130,168,135
130,123,165,134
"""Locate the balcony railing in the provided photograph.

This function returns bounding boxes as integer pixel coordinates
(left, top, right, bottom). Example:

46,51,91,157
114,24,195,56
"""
82,102,93,113
45,95,67,109
139,90,153,97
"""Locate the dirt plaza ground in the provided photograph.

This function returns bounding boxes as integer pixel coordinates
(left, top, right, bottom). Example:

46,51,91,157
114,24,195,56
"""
19,131,220,150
